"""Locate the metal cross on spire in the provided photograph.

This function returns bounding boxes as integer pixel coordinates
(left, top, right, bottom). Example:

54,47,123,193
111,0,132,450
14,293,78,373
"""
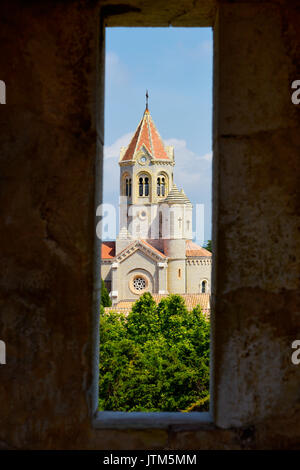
146,90,149,110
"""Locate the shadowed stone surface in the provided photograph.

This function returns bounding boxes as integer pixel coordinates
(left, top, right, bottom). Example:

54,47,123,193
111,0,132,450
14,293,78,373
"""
0,0,299,449
212,2,300,432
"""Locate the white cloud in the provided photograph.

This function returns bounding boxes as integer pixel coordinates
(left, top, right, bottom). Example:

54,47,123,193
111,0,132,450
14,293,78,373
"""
106,51,130,85
163,139,212,242
103,133,132,206
103,134,212,214
200,152,212,162
164,138,212,203
104,133,132,160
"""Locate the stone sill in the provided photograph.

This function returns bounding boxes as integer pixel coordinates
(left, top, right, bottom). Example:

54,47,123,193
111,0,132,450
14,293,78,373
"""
93,411,212,430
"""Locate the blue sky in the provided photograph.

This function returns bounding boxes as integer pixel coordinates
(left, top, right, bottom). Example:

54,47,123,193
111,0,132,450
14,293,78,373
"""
103,27,213,243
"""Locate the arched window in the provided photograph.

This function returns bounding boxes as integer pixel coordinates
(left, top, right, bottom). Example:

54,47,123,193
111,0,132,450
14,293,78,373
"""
144,177,149,196
139,177,143,196
201,280,207,293
125,177,132,197
161,177,165,196
157,174,167,197
157,177,161,196
178,268,182,279
138,174,150,197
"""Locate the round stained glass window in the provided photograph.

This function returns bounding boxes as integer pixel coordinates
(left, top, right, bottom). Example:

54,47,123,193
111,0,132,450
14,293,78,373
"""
133,277,146,291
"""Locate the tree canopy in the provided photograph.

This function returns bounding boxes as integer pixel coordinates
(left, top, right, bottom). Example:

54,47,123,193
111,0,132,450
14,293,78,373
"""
101,279,112,307
99,292,210,412
203,240,212,252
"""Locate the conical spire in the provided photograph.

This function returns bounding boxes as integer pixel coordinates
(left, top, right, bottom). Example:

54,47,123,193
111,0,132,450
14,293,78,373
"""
164,183,192,206
119,106,171,162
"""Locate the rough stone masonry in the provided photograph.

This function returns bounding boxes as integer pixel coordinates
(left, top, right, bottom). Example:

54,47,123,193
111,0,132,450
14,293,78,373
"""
0,0,299,449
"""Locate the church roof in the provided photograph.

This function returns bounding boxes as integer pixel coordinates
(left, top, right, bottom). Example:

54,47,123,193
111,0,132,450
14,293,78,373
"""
102,239,211,259
140,240,166,258
152,293,210,311
186,240,212,257
101,241,115,259
116,239,166,261
164,183,192,206
120,108,171,162
105,294,210,316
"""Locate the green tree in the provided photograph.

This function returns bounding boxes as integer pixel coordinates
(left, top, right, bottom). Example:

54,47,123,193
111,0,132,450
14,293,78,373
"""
203,239,212,252
127,292,159,344
99,293,210,412
101,278,111,307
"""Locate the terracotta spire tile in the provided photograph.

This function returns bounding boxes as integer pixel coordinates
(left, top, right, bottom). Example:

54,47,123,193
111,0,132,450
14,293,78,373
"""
120,108,170,162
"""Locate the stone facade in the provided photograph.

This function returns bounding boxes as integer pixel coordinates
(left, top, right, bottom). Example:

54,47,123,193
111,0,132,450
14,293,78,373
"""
101,107,212,305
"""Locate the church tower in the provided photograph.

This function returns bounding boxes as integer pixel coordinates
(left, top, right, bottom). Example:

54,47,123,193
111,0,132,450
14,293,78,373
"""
116,99,175,254
162,184,193,293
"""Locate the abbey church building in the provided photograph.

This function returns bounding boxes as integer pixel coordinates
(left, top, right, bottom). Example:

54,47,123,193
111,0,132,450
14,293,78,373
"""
101,104,212,308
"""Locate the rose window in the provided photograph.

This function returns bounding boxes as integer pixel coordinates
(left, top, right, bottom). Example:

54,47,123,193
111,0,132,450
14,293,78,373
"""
133,277,146,291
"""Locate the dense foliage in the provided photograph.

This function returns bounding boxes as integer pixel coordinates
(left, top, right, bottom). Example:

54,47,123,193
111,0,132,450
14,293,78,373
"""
203,240,212,253
99,293,210,412
101,279,112,307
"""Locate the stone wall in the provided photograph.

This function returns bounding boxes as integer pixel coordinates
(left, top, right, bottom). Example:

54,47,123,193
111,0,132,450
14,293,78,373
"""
117,251,157,300
186,259,212,293
0,0,299,450
212,1,300,432
100,262,112,285
164,239,186,293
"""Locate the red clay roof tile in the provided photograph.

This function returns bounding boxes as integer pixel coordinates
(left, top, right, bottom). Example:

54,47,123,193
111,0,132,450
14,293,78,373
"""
121,109,170,162
140,240,166,258
101,241,115,259
186,240,212,257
